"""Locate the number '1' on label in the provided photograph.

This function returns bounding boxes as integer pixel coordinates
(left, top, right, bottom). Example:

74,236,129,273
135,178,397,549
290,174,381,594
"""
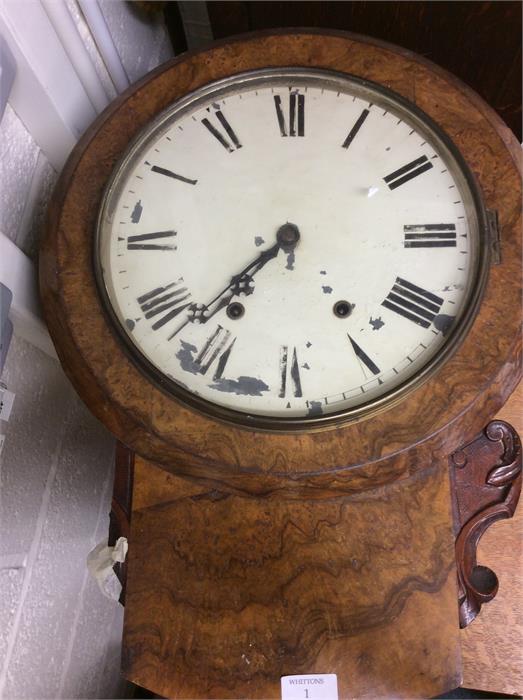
281,674,338,700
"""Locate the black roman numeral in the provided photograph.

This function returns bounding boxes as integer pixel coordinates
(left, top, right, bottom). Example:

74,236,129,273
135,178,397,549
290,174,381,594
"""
384,156,433,190
381,277,444,328
126,230,177,251
131,200,143,223
201,109,242,152
279,346,302,398
137,280,191,331
151,165,197,185
348,335,380,376
342,109,369,149
195,325,236,379
403,224,457,248
274,92,305,137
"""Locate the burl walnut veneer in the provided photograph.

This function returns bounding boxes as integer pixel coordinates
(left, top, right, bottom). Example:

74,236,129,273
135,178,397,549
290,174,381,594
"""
115,407,521,699
123,457,461,698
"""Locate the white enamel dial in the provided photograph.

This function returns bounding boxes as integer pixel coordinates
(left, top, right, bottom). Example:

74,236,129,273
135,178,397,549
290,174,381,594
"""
97,69,484,424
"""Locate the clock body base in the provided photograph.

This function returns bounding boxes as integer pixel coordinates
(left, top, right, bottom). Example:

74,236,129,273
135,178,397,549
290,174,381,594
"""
122,456,461,699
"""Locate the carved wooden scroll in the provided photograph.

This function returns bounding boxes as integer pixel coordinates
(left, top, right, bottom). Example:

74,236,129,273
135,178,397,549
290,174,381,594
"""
451,420,522,628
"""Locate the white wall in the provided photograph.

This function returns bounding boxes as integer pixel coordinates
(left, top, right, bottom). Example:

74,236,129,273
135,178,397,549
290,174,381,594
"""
0,334,123,699
0,2,172,697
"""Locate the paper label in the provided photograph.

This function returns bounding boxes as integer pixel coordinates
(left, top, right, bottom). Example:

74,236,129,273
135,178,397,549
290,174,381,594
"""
86,537,128,601
281,674,338,700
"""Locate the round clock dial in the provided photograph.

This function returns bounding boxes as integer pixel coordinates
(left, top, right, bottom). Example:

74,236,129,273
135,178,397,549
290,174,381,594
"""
97,68,486,425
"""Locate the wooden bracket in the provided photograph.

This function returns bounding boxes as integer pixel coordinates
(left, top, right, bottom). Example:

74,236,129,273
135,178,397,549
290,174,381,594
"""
451,420,522,628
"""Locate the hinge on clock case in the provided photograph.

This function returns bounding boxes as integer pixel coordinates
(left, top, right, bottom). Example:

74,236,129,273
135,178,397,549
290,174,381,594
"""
487,209,501,264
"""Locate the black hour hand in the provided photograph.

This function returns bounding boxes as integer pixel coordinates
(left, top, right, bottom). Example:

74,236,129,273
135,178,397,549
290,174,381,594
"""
230,273,255,296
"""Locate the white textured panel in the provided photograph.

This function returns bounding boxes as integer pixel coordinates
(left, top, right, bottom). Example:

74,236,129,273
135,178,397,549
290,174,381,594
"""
1,394,117,699
0,3,173,698
0,34,16,122
78,0,129,93
0,232,56,358
16,150,58,260
0,0,94,170
59,577,125,698
95,603,127,699
65,0,118,101
155,15,174,67
0,336,75,558
99,0,172,83
0,338,80,698
57,443,120,699
2,545,87,698
0,569,24,669
0,104,39,244
41,0,110,113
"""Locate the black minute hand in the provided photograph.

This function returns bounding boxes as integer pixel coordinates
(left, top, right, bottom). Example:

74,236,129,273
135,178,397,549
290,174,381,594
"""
168,223,300,340
208,241,280,310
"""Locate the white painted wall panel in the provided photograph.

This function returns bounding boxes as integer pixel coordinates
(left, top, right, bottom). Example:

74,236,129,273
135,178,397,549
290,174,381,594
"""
59,577,125,698
0,104,39,244
0,569,24,667
0,2,173,697
0,340,123,698
16,151,58,260
99,0,172,82
64,0,117,101
0,336,72,558
0,3,90,170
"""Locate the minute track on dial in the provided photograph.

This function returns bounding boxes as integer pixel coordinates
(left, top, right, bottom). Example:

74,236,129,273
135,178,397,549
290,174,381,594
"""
348,334,381,377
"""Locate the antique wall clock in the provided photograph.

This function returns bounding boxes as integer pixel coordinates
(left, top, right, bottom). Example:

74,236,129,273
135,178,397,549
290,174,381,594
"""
41,30,521,699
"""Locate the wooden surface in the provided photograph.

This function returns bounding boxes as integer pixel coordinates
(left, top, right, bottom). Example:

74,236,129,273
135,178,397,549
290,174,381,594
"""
123,459,461,699
119,387,523,698
450,416,521,628
206,2,522,141
108,442,134,604
40,31,522,493
115,385,523,697
461,382,523,695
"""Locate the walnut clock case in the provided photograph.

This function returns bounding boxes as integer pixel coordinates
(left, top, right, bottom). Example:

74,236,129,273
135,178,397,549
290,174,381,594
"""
41,31,521,699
